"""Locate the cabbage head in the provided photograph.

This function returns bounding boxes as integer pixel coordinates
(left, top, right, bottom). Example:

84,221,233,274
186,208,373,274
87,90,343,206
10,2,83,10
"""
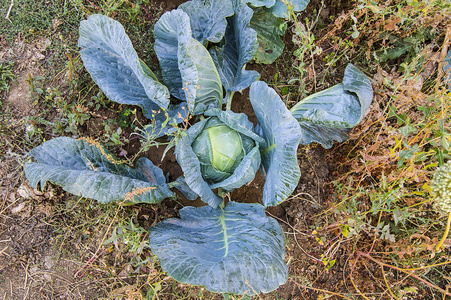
175,108,265,207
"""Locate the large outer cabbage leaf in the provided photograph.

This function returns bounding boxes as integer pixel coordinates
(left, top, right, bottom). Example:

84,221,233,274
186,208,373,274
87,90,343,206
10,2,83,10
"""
24,137,173,204
148,201,288,295
154,10,223,115
179,0,234,46
209,0,260,101
250,7,287,64
154,10,189,100
290,64,373,149
250,81,301,207
78,14,170,119
268,0,310,18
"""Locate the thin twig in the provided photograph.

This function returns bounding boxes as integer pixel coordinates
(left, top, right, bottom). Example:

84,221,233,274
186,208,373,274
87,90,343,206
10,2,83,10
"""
436,210,451,251
74,247,108,278
349,265,371,300
290,277,354,300
357,251,451,296
381,265,399,300
0,246,9,257
74,207,120,278
5,0,13,22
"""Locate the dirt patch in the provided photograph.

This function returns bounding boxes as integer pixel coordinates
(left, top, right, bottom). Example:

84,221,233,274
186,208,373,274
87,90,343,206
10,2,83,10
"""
0,186,105,299
152,0,186,10
1,36,51,118
6,70,35,116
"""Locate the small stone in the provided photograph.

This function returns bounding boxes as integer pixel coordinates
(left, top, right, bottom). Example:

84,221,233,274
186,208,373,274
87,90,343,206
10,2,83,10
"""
44,256,56,269
11,202,26,214
43,273,52,281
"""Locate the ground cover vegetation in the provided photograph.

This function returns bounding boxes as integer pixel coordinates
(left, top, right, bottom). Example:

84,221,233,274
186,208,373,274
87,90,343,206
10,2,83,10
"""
1,0,451,299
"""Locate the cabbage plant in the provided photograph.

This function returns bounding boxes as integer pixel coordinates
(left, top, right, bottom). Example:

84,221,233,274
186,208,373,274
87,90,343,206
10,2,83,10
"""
24,0,373,296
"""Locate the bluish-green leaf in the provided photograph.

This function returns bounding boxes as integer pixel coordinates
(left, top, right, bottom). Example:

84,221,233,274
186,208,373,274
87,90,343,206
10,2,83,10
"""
180,38,224,114
148,202,288,295
78,14,169,119
172,176,199,201
154,10,192,100
290,64,373,149
268,0,310,18
209,0,260,100
343,64,373,122
179,0,234,45
154,9,223,114
24,137,173,204
250,81,301,207
250,7,287,64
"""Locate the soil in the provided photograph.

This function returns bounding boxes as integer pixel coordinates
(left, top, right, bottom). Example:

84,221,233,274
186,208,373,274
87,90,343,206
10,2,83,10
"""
0,0,403,299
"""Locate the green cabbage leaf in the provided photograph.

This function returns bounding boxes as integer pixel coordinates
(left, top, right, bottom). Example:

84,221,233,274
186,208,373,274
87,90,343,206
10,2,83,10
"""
290,64,373,149
245,0,275,7
250,7,287,64
148,201,287,295
250,81,301,207
24,137,173,204
268,0,310,18
78,14,170,119
209,0,260,101
154,9,223,114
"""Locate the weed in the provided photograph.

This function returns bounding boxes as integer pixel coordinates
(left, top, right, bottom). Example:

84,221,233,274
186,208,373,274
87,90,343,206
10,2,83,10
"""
286,2,323,98
103,123,129,147
104,218,150,265
0,0,81,43
0,62,15,102
87,90,108,111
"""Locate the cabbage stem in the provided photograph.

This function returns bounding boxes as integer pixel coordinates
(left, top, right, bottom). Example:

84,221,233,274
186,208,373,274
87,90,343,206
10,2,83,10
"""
225,92,235,111
218,187,225,198
436,210,451,251
218,188,226,208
